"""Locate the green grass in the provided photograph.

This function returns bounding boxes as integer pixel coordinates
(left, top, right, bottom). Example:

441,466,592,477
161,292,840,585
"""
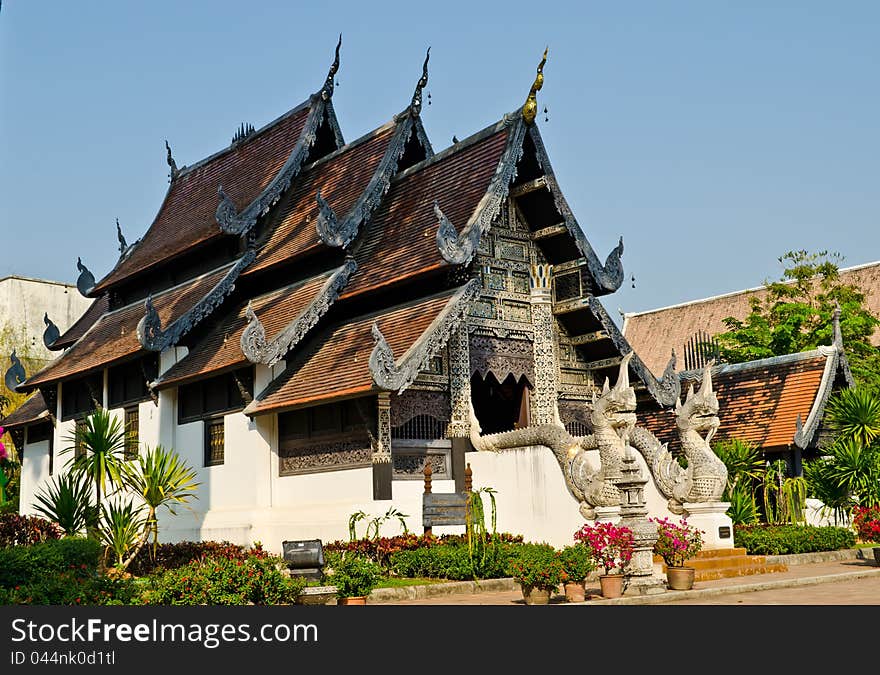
375,577,446,589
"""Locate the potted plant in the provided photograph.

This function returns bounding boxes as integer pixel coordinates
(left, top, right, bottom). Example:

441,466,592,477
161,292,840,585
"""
330,554,382,605
574,521,634,598
509,546,565,605
650,517,704,590
558,545,596,602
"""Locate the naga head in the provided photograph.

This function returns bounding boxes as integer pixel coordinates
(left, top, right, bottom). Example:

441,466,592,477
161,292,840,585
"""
676,359,720,442
591,351,637,442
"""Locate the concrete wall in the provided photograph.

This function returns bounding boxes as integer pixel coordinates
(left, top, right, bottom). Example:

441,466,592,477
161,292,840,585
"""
17,438,50,517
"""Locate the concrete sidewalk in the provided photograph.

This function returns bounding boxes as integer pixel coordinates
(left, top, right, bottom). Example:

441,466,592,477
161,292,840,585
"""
367,547,880,605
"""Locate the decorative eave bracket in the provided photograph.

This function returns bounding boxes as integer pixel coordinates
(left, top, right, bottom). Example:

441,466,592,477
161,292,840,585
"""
137,249,256,352
75,257,96,297
241,257,358,366
369,280,480,394
42,313,60,350
4,350,26,393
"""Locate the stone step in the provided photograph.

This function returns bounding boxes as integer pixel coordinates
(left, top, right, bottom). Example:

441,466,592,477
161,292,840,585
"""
689,563,789,582
653,547,788,581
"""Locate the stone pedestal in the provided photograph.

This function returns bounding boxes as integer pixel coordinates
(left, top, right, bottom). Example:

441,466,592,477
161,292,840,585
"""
683,502,733,549
592,506,621,524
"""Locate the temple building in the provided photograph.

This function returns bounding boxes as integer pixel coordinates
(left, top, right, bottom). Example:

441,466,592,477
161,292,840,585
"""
3,44,756,549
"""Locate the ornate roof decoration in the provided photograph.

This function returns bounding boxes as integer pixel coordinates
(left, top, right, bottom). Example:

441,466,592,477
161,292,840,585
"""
116,218,139,261
369,280,480,394
410,48,430,117
231,123,256,146
434,114,527,266
137,250,255,351
215,37,346,236
314,52,434,249
241,257,358,366
76,257,96,297
522,47,547,125
42,313,60,350
4,350,26,392
321,34,342,101
584,294,681,407
165,139,179,182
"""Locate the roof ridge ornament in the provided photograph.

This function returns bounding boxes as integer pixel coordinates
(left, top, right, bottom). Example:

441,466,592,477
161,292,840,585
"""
832,303,844,350
76,257,96,297
4,349,26,392
165,140,179,182
321,34,342,101
409,47,430,117
522,47,548,125
231,123,256,146
43,313,60,350
116,218,127,256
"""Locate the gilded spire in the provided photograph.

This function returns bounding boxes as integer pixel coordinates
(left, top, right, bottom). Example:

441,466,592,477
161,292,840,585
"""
521,47,548,125
321,34,342,100
410,47,430,116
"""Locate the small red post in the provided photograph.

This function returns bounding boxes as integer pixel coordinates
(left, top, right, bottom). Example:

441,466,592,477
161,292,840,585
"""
464,463,473,492
423,462,433,494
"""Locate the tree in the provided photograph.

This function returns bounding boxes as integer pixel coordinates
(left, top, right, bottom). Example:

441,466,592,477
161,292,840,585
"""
715,250,880,390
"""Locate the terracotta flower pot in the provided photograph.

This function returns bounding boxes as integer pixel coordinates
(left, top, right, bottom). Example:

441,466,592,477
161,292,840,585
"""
666,566,695,591
598,574,624,599
338,595,367,605
564,580,587,603
521,585,551,605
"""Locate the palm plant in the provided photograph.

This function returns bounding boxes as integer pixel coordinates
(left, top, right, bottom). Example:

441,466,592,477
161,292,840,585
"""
824,439,880,508
713,437,765,495
32,471,98,536
825,387,880,447
725,483,759,525
803,456,852,526
63,407,128,517
100,500,146,569
119,445,199,570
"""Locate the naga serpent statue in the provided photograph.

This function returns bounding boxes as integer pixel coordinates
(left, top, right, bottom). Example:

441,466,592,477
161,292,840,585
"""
469,352,637,519
629,359,728,514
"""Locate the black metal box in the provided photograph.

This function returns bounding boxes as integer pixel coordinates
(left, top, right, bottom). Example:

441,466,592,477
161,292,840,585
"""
282,539,325,581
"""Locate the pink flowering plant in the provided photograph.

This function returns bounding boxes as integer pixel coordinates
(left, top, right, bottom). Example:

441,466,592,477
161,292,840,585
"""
573,521,634,575
650,517,704,568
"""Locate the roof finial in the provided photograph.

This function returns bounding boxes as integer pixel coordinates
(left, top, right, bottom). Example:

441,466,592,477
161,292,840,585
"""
116,218,127,255
522,47,548,125
165,139,179,181
832,303,844,349
410,47,430,116
321,34,342,100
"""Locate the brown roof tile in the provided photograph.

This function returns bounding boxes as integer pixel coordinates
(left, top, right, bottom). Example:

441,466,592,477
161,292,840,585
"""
52,295,110,349
156,270,336,388
340,129,510,300
623,261,880,376
244,124,397,276
0,392,48,430
249,290,458,414
24,266,230,388
639,353,829,452
94,105,311,293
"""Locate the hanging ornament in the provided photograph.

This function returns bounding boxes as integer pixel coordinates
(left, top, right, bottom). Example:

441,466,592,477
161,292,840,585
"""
631,274,636,289
427,91,432,106
543,105,549,122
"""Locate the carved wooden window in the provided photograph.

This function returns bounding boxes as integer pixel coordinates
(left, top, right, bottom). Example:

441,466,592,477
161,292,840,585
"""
27,423,50,444
109,356,158,408
204,418,224,467
124,406,139,461
278,400,369,442
74,418,88,460
565,421,590,437
391,414,448,440
423,355,444,376
61,374,102,422
178,368,253,424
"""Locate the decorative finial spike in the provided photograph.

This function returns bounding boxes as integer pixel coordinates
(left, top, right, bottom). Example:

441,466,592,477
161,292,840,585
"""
409,47,431,116
322,33,342,100
522,47,548,125
832,302,844,349
116,218,127,255
165,139,179,180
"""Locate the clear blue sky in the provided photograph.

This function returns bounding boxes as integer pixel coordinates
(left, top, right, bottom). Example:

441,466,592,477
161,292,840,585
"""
1,1,878,327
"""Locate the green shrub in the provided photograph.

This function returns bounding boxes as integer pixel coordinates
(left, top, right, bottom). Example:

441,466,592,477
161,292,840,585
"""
558,545,596,582
329,554,383,598
388,540,551,581
0,569,138,605
140,554,303,605
0,537,102,588
509,546,565,591
734,524,856,555
0,513,63,547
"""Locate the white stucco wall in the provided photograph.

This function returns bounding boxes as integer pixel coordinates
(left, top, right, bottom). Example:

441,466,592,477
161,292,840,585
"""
17,438,50,516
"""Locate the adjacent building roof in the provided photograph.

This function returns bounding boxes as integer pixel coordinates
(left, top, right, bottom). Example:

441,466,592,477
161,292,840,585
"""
638,346,848,453
622,260,880,377
0,391,49,430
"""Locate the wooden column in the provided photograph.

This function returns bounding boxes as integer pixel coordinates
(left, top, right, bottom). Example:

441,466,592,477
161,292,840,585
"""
372,392,392,500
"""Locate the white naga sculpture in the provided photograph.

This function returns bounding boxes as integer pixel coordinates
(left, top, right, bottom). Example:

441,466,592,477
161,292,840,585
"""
629,359,728,514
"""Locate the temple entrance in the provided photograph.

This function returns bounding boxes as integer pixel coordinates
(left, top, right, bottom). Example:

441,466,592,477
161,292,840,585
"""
470,372,531,434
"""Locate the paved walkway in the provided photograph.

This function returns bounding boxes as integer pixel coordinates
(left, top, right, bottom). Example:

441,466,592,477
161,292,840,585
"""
368,549,880,605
